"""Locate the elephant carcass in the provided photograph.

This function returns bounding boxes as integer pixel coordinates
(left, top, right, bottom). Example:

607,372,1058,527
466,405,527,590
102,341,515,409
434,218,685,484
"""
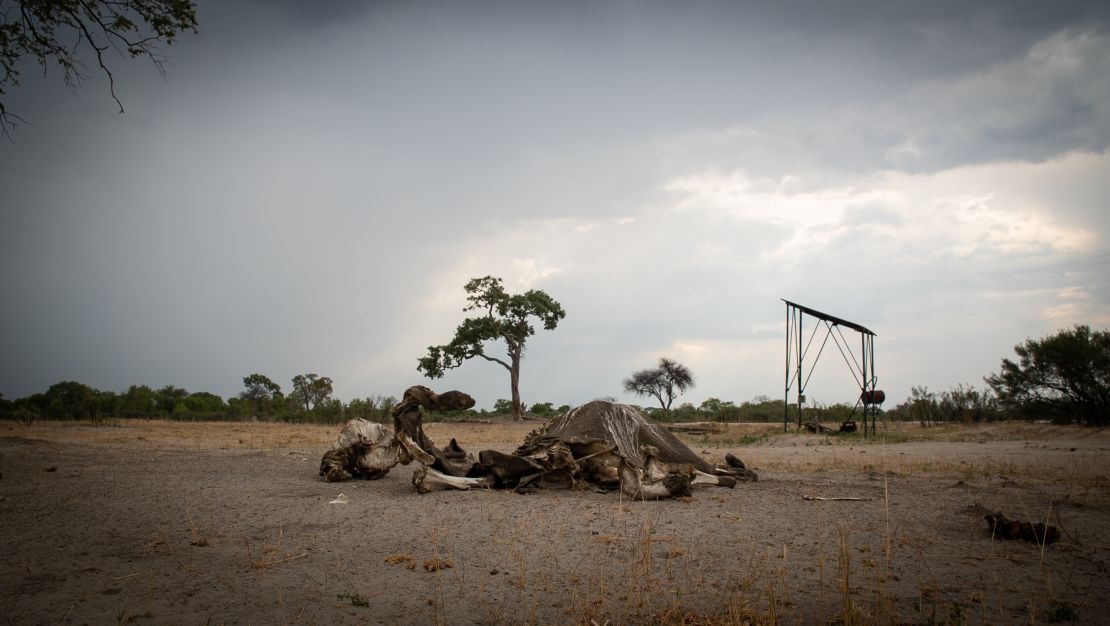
471,400,745,499
322,391,753,501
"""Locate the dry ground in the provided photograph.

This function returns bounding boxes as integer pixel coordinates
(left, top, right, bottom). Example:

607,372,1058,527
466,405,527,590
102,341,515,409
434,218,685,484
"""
1,418,1108,625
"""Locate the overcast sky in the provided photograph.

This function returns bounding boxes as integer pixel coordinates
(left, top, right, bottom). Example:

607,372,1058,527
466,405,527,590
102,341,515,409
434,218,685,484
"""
2,0,1108,411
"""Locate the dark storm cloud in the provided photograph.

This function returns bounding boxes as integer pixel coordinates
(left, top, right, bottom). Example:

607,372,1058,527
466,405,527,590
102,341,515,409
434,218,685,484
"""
1,0,1107,405
243,0,377,23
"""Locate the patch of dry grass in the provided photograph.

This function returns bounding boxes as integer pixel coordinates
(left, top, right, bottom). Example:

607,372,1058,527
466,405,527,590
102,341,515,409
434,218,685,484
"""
385,553,417,569
243,530,306,571
423,557,454,572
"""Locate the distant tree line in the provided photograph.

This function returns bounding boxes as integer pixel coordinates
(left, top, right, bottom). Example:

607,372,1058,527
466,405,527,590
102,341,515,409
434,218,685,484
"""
841,325,1108,427
0,374,397,426
883,384,1005,426
1,326,1104,427
885,325,1108,427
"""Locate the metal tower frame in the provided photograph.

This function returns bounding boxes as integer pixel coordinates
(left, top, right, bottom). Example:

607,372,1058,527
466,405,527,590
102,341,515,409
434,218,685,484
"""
783,299,879,435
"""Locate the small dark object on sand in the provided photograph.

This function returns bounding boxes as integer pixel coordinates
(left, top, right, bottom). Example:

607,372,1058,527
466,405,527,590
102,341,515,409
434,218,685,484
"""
984,512,1059,544
725,453,758,482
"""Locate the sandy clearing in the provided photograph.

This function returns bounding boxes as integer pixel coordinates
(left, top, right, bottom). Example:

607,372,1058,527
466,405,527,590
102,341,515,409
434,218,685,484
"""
1,419,1108,625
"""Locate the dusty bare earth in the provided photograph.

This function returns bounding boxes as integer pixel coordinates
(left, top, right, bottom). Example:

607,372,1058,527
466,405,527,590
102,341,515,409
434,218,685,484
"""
1,419,1108,625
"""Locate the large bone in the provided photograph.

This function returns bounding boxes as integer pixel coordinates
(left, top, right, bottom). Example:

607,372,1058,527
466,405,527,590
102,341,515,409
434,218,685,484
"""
693,469,737,488
617,459,694,500
396,431,435,466
412,465,495,494
645,446,738,489
320,419,405,482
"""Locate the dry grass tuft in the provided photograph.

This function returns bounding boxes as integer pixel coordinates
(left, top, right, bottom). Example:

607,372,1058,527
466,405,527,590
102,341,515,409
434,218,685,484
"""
385,553,417,569
423,557,454,572
243,530,306,570
185,503,208,547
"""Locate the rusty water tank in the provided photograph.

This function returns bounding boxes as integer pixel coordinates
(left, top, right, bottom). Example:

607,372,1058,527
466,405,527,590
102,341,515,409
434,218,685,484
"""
861,390,886,405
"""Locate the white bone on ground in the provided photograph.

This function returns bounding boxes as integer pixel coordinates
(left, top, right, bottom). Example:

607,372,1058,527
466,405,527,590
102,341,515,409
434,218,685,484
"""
692,469,724,486
412,466,494,493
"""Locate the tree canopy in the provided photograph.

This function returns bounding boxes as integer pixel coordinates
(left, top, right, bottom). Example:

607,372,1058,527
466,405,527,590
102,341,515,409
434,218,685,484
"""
153,384,187,415
240,373,283,415
986,325,1109,426
623,357,695,413
417,275,565,419
0,0,198,136
289,373,333,412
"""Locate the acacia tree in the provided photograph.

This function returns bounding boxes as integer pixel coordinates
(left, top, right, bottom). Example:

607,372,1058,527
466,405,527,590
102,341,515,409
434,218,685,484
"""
986,325,1109,426
289,373,333,412
623,357,695,413
240,373,282,415
417,275,565,420
0,0,198,136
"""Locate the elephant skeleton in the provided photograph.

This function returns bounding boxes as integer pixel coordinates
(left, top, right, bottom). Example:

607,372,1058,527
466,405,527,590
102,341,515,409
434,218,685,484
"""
320,386,756,500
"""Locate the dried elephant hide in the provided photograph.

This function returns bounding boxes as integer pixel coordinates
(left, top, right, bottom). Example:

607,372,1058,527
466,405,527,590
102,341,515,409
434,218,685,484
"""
320,388,756,500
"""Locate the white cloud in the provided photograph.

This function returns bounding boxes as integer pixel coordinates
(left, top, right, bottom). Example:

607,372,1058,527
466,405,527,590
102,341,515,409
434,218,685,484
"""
663,170,891,228
672,341,707,354
1041,286,1110,327
511,259,564,288
665,153,1101,266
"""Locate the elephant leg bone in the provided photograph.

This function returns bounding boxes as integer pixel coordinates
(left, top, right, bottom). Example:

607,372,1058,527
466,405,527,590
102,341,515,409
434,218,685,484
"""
412,465,495,494
693,469,736,488
618,461,693,500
